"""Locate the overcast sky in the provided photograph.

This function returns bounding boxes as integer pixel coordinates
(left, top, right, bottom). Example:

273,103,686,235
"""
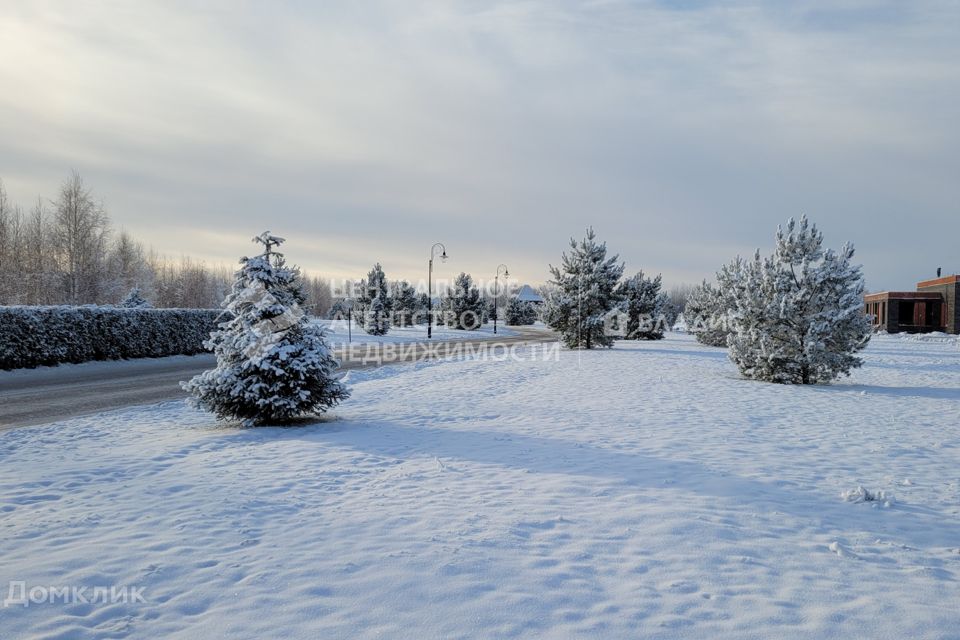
1,0,957,290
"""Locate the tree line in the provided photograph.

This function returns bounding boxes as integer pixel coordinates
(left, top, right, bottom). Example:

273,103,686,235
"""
337,263,540,336
548,218,871,384
0,174,332,312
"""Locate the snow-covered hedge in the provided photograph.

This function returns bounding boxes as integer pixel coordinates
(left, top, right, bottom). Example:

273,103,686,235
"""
0,306,224,370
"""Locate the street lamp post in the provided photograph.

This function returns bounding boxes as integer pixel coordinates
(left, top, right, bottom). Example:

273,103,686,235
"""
428,243,448,339
346,299,352,344
494,264,509,335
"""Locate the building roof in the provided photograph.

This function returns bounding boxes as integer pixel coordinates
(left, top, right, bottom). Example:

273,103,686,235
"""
864,291,942,301
515,284,543,303
917,274,960,288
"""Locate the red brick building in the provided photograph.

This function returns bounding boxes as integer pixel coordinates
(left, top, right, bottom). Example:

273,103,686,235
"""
864,274,960,334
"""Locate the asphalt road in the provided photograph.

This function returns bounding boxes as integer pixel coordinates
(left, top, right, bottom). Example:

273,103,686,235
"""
0,326,557,429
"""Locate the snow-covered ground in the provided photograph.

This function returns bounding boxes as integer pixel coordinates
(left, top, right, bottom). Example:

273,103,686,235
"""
2,332,959,638
316,320,517,347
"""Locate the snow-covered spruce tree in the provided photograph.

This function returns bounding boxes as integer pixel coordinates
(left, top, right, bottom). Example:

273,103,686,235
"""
545,228,624,349
443,272,485,330
119,286,152,308
182,232,349,425
505,298,537,326
391,280,418,327
617,271,668,340
356,263,390,335
727,216,872,385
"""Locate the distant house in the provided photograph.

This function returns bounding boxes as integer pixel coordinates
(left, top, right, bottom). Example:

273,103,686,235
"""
864,274,959,334
515,284,544,304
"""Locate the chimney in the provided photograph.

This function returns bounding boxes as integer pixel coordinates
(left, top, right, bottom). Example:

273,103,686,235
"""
937,267,942,278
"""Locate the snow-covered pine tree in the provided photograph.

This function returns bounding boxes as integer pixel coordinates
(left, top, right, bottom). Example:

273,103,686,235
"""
686,259,750,349
545,228,624,349
442,272,485,330
182,232,349,425
672,311,688,332
353,294,367,328
391,280,418,327
365,294,390,336
505,298,537,326
617,271,668,340
685,281,726,345
688,257,748,346
503,298,518,325
727,216,872,384
661,298,680,332
367,264,389,302
356,263,390,335
351,279,366,326
119,286,152,308
414,292,431,326
327,298,351,321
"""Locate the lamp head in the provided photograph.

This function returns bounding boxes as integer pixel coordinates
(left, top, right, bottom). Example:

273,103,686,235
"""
441,251,448,262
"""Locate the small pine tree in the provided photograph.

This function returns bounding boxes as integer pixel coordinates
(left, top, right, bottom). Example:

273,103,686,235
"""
442,273,485,330
728,216,872,384
617,271,667,340
661,298,680,331
365,294,390,336
119,286,152,309
505,298,537,326
545,228,624,349
391,280,418,327
685,258,747,348
355,264,390,333
182,232,349,425
685,281,727,346
413,292,432,326
328,298,351,321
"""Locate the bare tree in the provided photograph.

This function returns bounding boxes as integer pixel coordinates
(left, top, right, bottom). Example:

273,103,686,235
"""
667,283,697,314
302,275,333,317
24,198,57,305
0,179,12,303
0,173,331,310
106,230,152,303
52,171,110,303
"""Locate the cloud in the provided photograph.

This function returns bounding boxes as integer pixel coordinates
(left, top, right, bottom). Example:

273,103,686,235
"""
1,0,957,289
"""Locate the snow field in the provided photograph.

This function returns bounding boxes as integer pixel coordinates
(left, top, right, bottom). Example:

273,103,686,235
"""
1,332,958,638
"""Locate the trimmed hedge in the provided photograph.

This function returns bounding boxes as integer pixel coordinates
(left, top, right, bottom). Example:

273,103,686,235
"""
0,306,225,370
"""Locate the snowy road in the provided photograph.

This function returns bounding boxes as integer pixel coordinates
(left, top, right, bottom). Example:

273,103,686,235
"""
0,326,555,429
